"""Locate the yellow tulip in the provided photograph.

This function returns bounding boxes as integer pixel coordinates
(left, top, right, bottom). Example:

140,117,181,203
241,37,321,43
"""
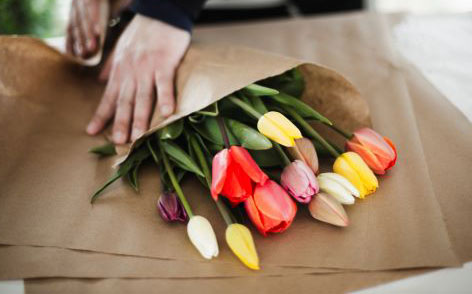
225,223,260,270
257,111,302,147
333,152,378,198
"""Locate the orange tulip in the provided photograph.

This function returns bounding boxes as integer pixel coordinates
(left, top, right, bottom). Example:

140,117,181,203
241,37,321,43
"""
346,128,397,175
244,180,297,236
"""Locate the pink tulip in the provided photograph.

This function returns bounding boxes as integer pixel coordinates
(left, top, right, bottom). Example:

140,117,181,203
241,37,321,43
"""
281,160,319,203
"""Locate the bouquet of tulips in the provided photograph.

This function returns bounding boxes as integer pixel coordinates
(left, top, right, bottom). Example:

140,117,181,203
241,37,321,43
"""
90,69,397,270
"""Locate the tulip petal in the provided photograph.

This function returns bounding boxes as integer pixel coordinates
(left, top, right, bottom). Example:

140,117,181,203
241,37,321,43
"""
318,172,359,198
264,111,302,139
226,224,260,270
211,149,230,201
253,180,297,222
187,216,219,259
308,192,349,227
346,141,386,175
281,162,312,203
289,138,319,174
257,115,294,147
343,152,378,195
355,128,395,160
230,146,268,184
318,176,355,205
383,136,397,170
333,156,367,198
244,196,267,236
221,163,252,205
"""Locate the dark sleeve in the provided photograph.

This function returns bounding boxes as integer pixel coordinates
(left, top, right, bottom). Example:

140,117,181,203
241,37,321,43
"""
130,0,207,32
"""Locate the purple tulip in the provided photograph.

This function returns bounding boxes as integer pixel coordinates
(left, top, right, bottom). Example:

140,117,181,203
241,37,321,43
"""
281,160,319,204
157,192,188,222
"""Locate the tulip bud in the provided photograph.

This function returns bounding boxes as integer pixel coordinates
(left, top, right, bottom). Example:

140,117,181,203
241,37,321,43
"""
257,111,302,147
157,192,188,222
226,224,260,270
317,172,359,205
346,128,397,175
308,192,349,227
281,160,318,203
187,216,219,260
245,180,297,236
288,138,319,174
333,152,378,198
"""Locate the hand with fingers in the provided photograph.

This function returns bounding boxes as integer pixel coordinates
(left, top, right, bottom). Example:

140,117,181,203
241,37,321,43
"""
85,15,191,144
66,0,102,58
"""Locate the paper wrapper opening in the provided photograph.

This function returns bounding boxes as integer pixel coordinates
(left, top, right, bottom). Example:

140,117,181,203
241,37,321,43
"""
120,42,371,160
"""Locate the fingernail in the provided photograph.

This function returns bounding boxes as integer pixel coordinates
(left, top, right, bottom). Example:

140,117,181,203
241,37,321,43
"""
94,25,101,35
86,122,97,134
86,39,94,51
75,43,83,56
160,105,173,117
114,131,126,144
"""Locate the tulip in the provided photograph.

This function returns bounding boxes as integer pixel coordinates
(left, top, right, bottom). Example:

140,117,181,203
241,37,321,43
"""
317,172,359,205
187,215,219,260
281,160,319,203
244,180,297,236
333,152,378,198
226,224,260,270
287,138,319,174
157,192,188,222
257,111,302,147
308,192,349,227
211,146,268,205
346,128,397,175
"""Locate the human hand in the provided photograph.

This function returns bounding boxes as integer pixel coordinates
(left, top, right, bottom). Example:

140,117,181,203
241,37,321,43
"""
86,15,191,144
66,0,102,58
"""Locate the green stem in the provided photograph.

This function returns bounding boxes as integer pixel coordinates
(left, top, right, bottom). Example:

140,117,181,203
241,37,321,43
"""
159,142,194,218
273,142,291,166
328,124,353,139
189,133,233,226
285,107,341,158
217,117,230,149
228,95,262,119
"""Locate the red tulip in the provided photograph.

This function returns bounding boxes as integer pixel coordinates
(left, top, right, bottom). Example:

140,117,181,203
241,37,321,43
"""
211,146,268,205
244,180,297,236
345,128,397,175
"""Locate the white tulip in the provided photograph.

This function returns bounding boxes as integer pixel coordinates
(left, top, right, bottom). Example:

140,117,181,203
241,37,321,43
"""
187,215,219,260
317,173,360,205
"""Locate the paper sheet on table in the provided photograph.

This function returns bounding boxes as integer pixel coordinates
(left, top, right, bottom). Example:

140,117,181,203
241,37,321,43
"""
0,12,459,276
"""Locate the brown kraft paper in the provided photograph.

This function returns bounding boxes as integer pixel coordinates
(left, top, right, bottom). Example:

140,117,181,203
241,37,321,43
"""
0,12,459,274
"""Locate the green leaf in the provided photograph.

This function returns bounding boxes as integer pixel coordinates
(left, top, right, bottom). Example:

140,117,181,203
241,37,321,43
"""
160,165,187,190
196,102,219,116
159,119,184,140
90,146,150,203
188,113,205,123
89,142,116,156
190,117,238,146
244,83,279,96
261,68,305,98
127,161,142,192
225,118,272,150
146,139,159,164
268,92,332,125
248,94,269,114
160,141,204,177
249,149,283,167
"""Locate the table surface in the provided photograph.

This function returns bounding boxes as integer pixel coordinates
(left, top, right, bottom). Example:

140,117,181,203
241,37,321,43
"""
1,13,471,294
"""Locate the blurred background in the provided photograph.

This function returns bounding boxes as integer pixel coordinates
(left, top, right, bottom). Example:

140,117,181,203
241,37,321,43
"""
1,0,471,38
